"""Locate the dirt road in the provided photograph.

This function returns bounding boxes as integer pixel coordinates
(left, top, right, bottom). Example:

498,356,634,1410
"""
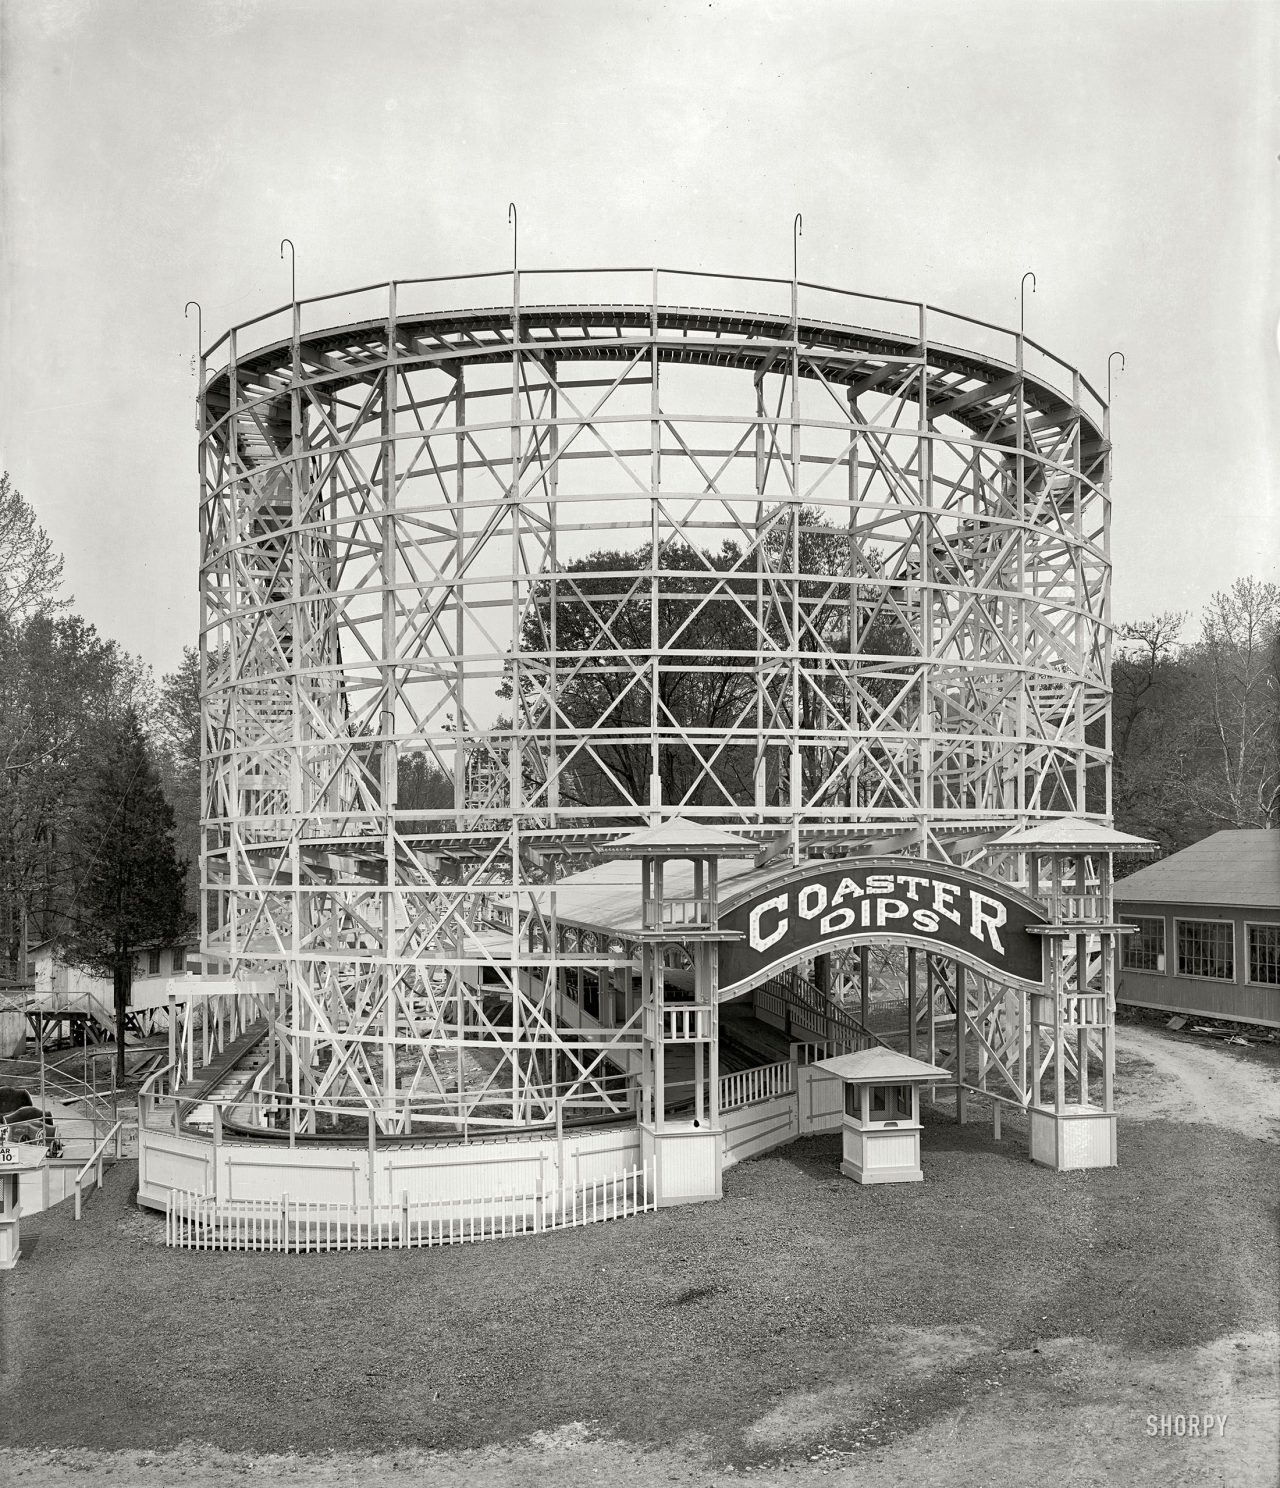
1114,1024,1280,1141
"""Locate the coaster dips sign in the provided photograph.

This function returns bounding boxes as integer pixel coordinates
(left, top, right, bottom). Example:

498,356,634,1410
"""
717,857,1046,998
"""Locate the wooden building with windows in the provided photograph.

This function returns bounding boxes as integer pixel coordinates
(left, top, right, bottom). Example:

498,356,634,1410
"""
1116,830,1280,1027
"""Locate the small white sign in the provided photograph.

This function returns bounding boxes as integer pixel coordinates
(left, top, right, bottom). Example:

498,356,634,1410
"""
0,1141,49,1170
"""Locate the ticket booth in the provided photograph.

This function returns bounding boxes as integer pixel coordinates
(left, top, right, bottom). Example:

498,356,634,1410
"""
815,1049,951,1185
0,1140,48,1268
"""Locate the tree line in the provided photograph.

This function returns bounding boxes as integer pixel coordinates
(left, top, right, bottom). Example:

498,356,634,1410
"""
1112,577,1279,855
0,474,195,1074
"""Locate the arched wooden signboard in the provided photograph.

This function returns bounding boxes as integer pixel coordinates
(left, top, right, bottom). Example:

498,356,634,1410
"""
717,856,1047,998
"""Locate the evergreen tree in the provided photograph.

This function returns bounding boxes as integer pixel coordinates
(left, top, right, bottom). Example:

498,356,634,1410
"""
155,645,202,913
59,708,191,1079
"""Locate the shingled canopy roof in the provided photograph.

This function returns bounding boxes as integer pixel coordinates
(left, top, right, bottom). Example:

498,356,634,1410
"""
595,817,758,859
815,1048,953,1083
1114,830,1280,910
991,815,1156,854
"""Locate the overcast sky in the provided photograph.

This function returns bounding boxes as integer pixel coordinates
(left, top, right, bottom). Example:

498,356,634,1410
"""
1,0,1275,679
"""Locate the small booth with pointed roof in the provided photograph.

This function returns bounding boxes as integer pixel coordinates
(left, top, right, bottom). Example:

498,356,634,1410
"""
815,1048,952,1184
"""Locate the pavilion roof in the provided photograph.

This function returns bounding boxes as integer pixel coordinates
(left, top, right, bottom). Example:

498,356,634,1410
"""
595,817,759,858
991,816,1156,854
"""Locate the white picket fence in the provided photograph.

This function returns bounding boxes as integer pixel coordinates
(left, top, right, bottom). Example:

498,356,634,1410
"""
165,1161,654,1253
719,1059,792,1113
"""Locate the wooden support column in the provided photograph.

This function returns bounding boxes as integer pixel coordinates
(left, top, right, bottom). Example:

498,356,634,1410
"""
955,963,967,1123
859,946,869,1029
907,948,917,1059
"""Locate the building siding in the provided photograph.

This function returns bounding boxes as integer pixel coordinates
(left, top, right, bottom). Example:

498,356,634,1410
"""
1116,899,1280,1027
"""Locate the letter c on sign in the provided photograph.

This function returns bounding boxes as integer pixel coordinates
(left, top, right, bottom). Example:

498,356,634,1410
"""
749,894,789,953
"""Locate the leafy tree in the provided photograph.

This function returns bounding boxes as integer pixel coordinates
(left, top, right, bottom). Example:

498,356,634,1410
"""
59,709,191,1079
1186,578,1280,828
396,750,454,816
0,472,66,623
501,514,911,815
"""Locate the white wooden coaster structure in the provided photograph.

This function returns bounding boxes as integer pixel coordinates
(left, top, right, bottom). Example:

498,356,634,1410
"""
130,262,1145,1240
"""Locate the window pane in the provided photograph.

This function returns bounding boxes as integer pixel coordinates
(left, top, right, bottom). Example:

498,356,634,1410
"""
1121,916,1165,972
1176,920,1234,981
1248,925,1280,986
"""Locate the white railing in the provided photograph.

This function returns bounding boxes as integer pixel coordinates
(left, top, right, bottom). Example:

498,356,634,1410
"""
166,1160,654,1253
793,1039,864,1067
662,1006,709,1041
73,1120,124,1220
643,896,713,928
719,1060,793,1113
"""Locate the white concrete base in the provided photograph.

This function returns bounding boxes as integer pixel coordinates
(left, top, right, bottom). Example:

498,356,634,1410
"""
641,1121,722,1206
840,1157,923,1185
840,1117,924,1185
1029,1104,1117,1170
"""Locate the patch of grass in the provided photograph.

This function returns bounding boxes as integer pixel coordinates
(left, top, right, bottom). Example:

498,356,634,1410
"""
1,1102,1275,1465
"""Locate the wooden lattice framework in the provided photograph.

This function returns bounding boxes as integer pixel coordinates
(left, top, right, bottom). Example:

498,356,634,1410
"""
195,268,1112,1134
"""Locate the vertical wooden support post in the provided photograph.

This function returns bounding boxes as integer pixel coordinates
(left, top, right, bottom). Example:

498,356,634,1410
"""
926,956,938,1104
788,285,801,868
754,371,767,815
907,948,918,1059
381,282,399,1127
859,946,869,1029
648,268,662,822
367,1107,377,1216
453,367,467,822
654,952,665,1132
707,942,720,1127
955,963,967,1123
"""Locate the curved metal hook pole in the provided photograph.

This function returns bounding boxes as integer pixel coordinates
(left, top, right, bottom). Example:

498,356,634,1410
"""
1019,270,1036,341
793,213,803,283
1107,350,1126,406
184,300,202,358
279,238,296,303
508,203,518,278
